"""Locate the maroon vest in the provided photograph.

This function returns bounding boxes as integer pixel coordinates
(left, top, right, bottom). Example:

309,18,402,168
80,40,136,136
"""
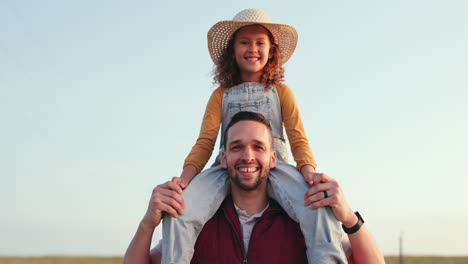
191,197,307,264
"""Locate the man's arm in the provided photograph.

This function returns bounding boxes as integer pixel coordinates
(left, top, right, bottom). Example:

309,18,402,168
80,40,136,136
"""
304,173,385,264
149,247,162,264
123,179,185,264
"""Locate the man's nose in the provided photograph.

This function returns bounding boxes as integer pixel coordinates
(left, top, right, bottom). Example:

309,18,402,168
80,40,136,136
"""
241,147,255,161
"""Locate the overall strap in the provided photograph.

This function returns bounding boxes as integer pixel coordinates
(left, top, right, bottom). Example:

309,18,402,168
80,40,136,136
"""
218,82,289,163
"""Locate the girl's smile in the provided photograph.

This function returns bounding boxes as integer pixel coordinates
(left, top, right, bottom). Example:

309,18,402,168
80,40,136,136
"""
233,24,273,82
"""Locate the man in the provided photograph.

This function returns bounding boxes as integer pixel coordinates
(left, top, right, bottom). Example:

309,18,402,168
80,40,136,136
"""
124,112,384,263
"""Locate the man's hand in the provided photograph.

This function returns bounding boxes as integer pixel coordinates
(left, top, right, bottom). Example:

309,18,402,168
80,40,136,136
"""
140,179,185,231
124,178,186,264
300,164,316,185
303,173,385,264
303,173,357,227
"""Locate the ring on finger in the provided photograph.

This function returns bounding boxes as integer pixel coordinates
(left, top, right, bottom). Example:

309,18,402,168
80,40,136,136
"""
323,190,328,198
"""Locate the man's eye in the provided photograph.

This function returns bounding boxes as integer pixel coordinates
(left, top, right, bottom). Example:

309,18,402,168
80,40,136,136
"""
255,145,265,150
231,146,241,150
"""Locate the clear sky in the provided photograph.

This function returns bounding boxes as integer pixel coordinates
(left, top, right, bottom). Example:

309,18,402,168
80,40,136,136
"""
1,0,467,257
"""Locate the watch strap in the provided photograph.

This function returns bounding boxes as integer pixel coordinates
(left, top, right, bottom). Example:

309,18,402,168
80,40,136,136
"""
342,211,364,234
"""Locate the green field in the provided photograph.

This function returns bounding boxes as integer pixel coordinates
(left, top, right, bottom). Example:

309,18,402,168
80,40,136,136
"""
1,256,468,264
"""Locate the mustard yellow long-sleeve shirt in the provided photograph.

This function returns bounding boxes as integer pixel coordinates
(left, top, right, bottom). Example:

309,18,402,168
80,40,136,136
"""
184,83,316,172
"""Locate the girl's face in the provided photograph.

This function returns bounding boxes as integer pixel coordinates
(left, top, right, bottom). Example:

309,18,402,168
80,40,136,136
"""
233,25,273,82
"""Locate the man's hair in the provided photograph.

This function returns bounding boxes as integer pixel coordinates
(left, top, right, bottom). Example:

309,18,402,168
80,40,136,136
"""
213,25,285,89
223,111,273,150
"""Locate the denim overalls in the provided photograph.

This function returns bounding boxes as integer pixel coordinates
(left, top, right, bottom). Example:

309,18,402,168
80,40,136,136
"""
213,82,289,165
162,82,347,264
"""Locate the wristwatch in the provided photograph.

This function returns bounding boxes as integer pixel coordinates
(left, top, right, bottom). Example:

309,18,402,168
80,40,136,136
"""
342,211,364,234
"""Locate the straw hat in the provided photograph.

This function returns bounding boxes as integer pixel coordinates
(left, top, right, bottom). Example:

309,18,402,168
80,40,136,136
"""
207,8,298,65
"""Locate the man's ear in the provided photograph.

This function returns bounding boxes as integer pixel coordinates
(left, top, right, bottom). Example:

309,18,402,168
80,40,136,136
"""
221,151,228,168
270,150,277,168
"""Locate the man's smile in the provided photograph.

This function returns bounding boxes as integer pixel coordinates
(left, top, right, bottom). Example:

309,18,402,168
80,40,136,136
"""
238,166,259,173
236,162,261,176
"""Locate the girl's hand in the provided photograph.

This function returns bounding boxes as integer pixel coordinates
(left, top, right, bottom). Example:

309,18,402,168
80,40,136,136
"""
300,164,316,185
170,176,189,190
179,164,198,188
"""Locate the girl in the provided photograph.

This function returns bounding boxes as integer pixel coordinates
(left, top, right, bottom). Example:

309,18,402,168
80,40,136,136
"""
162,8,347,264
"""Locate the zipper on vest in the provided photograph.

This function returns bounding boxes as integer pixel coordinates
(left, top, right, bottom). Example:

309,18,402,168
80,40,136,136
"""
222,209,248,264
243,209,277,263
222,203,278,264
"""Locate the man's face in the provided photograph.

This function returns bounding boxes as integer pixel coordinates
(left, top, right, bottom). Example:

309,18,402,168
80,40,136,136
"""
221,120,277,191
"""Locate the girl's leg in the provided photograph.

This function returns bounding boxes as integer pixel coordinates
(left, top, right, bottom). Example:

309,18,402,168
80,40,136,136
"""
268,162,347,264
161,165,229,264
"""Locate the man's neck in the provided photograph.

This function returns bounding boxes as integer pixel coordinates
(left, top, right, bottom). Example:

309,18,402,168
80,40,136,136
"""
230,186,268,216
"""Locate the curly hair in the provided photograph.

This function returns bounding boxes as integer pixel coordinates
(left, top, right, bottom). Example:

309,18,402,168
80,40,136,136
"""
213,25,285,89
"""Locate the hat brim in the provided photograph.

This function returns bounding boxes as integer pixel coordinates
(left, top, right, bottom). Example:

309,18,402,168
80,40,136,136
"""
208,21,298,65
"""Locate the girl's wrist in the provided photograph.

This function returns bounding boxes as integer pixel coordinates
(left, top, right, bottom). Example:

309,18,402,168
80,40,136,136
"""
300,164,316,174
180,164,198,186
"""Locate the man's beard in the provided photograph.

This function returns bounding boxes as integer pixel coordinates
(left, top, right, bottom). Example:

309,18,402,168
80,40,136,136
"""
227,161,270,191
